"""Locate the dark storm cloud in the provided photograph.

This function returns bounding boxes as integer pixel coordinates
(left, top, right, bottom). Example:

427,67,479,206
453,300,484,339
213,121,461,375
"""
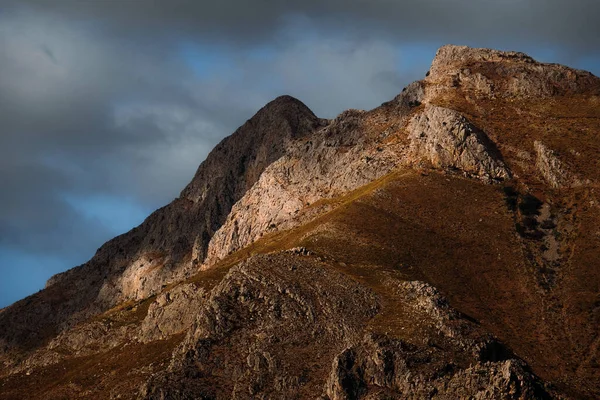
7,0,600,54
0,8,235,273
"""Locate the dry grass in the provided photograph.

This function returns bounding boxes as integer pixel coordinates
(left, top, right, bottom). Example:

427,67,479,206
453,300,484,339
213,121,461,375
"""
92,295,156,328
0,334,184,400
424,83,600,397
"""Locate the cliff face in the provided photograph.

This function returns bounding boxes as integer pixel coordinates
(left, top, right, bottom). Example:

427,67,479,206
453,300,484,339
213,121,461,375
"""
1,45,599,399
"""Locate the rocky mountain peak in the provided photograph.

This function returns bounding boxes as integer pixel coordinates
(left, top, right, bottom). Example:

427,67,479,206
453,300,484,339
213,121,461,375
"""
429,44,536,75
180,94,322,203
243,94,321,140
1,45,599,399
0,93,327,364
426,44,600,100
261,94,314,115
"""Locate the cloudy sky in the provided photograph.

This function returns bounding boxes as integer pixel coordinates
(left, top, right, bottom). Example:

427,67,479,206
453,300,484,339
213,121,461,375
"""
0,0,598,307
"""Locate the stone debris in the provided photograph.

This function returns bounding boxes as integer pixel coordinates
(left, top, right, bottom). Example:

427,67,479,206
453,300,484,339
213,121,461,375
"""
286,247,312,256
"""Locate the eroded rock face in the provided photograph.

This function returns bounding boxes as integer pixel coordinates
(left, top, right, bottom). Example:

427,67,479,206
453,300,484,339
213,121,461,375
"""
534,141,583,189
139,258,550,399
140,253,380,399
3,320,131,376
426,44,600,100
325,281,548,400
203,98,423,266
140,283,207,343
428,45,537,77
326,335,546,400
407,105,510,181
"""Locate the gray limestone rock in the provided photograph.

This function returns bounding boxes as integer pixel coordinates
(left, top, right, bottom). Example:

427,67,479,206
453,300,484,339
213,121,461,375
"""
325,334,548,400
204,108,404,266
139,283,207,343
407,105,510,181
426,44,600,100
534,141,583,189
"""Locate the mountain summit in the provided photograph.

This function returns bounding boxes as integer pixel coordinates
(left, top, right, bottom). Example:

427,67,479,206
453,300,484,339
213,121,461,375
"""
1,45,599,399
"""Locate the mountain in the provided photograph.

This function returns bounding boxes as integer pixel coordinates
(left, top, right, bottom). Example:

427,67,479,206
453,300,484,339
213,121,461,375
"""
1,45,599,399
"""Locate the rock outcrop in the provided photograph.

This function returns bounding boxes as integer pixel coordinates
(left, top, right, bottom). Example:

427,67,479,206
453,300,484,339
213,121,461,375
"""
326,335,546,400
141,253,380,399
203,82,430,266
534,141,583,189
407,105,510,182
204,109,401,266
139,283,207,343
426,44,600,100
140,254,551,399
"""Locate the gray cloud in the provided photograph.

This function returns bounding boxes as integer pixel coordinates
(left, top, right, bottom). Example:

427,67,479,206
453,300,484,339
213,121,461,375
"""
0,9,222,277
5,0,599,54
